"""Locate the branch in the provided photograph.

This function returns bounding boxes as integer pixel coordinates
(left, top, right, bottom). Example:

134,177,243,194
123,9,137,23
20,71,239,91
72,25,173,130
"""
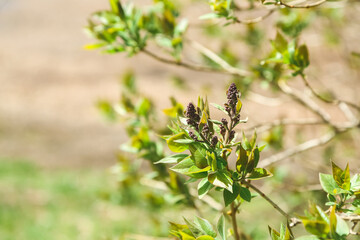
244,118,324,133
231,202,241,240
300,74,360,113
247,91,284,106
187,40,251,77
259,130,337,168
278,80,332,124
142,48,235,76
234,9,276,24
279,0,327,8
244,181,291,219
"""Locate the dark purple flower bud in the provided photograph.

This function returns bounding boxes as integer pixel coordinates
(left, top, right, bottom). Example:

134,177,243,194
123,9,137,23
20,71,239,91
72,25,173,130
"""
229,130,235,141
185,102,200,127
189,131,198,141
211,136,218,147
224,105,231,114
221,118,228,127
220,125,226,136
202,124,209,137
233,114,241,124
226,83,240,110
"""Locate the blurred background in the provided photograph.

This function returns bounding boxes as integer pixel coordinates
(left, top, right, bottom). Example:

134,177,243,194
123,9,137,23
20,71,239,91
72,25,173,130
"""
1,0,360,239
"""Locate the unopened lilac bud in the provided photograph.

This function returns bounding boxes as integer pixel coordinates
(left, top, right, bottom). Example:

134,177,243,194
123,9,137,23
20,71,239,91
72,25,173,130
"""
226,83,240,110
220,125,226,137
233,114,241,124
185,102,200,127
221,118,228,127
189,131,198,141
229,130,235,141
202,124,209,137
211,136,218,147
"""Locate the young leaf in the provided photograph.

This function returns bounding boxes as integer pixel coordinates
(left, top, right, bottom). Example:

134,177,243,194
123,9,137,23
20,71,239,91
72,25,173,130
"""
208,171,233,192
236,144,248,174
223,182,240,206
239,186,251,202
331,162,351,191
198,178,214,199
335,214,349,236
351,174,360,191
272,31,288,54
210,103,228,114
194,217,217,237
295,236,320,240
196,236,215,240
247,168,272,180
319,173,341,195
167,132,190,152
217,215,226,240
155,153,189,164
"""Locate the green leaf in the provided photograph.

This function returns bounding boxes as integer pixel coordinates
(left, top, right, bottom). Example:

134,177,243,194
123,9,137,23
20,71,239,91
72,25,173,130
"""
236,144,248,174
109,0,120,14
167,132,190,152
247,168,272,180
319,173,341,195
191,147,208,169
196,236,215,240
180,231,196,240
335,214,349,236
174,139,196,144
217,215,226,240
242,134,251,151
223,182,240,206
210,103,228,114
296,45,310,69
208,171,233,192
301,219,329,237
198,178,214,199
272,31,288,53
171,157,210,177
83,42,107,50
351,174,360,191
295,236,320,240
332,162,351,191
194,217,217,237
239,186,251,202
236,99,242,115
268,226,280,240
155,154,189,164
329,207,337,236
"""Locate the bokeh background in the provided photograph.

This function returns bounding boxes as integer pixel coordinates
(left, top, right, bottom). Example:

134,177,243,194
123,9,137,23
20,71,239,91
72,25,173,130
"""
1,0,360,239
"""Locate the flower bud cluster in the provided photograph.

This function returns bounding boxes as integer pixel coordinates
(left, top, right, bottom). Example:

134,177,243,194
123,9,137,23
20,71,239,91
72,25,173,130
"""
185,102,200,128
224,83,241,121
211,136,218,147
189,131,198,141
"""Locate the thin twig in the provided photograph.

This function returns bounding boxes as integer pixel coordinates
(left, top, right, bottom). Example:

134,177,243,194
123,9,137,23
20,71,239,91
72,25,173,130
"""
300,74,360,112
278,80,332,124
259,130,337,167
234,9,276,24
279,0,327,8
231,202,241,240
187,40,251,77
142,48,232,75
247,91,283,106
244,118,324,133
244,181,291,219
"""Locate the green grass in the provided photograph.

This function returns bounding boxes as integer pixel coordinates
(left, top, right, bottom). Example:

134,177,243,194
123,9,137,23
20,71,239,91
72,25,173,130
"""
0,159,188,240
